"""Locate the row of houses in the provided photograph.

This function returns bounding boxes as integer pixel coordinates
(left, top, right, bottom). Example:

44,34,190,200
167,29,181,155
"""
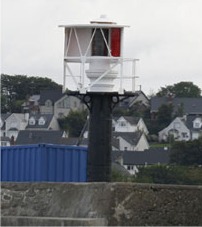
1,89,202,175
0,113,149,151
22,89,84,118
2,91,202,148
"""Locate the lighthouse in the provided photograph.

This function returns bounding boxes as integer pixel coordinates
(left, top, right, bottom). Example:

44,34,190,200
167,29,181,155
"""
60,15,138,181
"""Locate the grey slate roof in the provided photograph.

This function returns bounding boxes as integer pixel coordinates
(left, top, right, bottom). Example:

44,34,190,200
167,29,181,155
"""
39,89,63,105
26,114,54,129
122,116,140,125
1,113,11,129
60,137,88,146
16,130,64,145
151,97,202,114
113,131,143,146
123,148,170,165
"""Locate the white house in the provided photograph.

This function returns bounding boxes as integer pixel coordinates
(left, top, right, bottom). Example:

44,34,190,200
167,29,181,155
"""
83,116,149,151
54,95,84,118
4,113,28,142
159,115,202,142
114,116,149,135
113,131,149,151
39,90,84,118
159,117,191,142
26,114,60,131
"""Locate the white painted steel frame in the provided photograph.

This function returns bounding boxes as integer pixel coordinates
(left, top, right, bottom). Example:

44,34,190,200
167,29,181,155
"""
63,27,138,94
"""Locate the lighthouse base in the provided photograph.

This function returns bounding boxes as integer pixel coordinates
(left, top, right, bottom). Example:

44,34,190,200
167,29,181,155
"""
87,94,112,182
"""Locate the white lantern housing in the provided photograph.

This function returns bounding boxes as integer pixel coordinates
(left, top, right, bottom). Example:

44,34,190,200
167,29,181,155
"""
59,15,138,94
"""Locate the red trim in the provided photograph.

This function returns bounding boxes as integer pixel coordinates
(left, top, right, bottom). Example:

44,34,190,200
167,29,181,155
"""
111,28,121,57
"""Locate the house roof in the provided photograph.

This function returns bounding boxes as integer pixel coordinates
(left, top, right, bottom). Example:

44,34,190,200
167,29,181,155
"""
151,97,202,114
16,130,64,145
113,131,143,146
1,113,11,121
60,137,88,146
122,147,170,165
128,90,149,107
186,115,202,131
39,89,63,105
26,114,54,129
60,137,119,149
118,90,149,108
0,113,11,129
121,116,140,125
22,95,40,107
111,150,123,162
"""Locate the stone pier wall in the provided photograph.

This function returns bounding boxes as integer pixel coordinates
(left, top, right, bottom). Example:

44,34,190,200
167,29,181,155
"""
1,182,202,226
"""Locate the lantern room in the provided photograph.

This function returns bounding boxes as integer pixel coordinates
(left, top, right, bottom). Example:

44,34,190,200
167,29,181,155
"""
59,15,138,94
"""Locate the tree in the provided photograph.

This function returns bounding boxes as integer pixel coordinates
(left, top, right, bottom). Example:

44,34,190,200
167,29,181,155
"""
58,110,88,137
1,74,62,113
133,165,202,185
170,137,202,165
157,81,201,97
157,103,173,129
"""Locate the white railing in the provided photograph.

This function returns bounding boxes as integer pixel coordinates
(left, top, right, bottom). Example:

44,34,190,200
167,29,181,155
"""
63,56,139,94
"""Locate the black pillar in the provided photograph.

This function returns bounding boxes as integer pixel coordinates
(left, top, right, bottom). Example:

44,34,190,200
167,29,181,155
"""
87,94,112,182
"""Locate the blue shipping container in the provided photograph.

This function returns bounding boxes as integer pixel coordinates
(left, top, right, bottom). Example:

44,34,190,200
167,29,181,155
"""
1,144,87,182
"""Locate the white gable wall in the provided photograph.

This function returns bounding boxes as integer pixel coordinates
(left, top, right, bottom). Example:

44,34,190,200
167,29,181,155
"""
159,117,190,142
135,134,149,151
115,117,137,132
137,118,149,135
5,114,28,140
117,134,149,151
118,136,135,151
49,116,60,130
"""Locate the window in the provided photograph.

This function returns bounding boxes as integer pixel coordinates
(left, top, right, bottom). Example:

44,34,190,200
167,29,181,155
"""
92,29,109,56
45,100,52,107
38,117,45,125
174,122,180,129
1,141,7,146
64,99,70,108
29,117,35,125
193,118,202,129
182,132,188,138
58,113,64,118
194,122,200,129
119,121,126,127
127,165,134,170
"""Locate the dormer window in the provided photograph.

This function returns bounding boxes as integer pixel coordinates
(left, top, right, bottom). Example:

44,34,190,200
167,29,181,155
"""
119,121,126,127
45,100,52,107
29,117,36,125
193,118,202,129
38,117,46,125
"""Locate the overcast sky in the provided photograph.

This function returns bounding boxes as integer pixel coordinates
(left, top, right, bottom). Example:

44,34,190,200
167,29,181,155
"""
1,0,202,95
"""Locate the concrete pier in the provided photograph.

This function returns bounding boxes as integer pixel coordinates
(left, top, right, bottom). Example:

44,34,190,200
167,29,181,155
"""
1,182,202,226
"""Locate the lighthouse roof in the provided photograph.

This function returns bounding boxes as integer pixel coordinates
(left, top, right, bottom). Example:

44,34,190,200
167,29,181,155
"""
59,23,129,29
59,15,129,28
